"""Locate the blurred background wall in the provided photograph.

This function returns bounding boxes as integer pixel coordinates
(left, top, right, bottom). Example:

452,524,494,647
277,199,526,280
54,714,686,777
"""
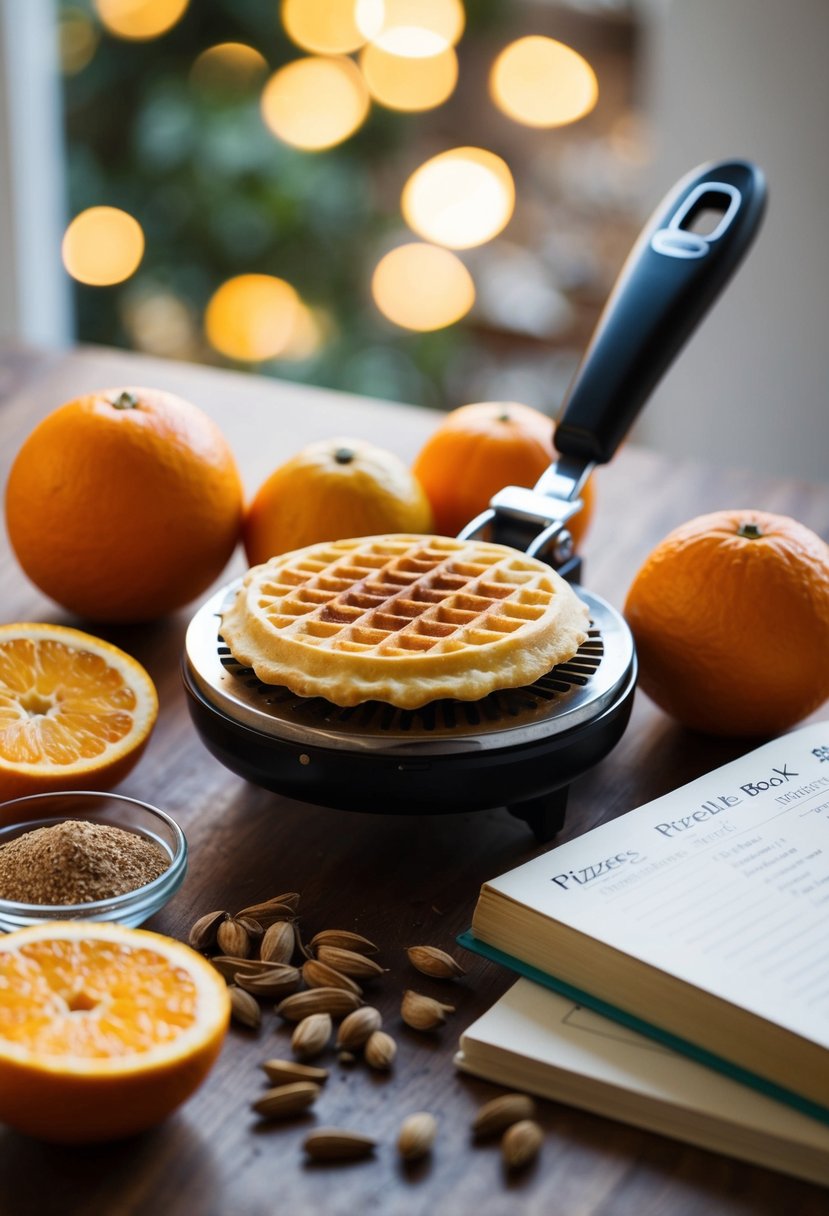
0,0,826,483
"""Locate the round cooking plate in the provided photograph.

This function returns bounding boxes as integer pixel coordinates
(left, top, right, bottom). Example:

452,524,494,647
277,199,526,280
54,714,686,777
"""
183,582,635,756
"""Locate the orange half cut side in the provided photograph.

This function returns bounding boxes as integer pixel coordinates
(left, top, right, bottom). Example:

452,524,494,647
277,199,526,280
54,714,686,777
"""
0,623,158,804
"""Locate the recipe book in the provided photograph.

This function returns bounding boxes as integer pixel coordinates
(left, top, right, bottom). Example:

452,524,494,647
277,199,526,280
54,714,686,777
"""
461,721,829,1123
455,977,829,1187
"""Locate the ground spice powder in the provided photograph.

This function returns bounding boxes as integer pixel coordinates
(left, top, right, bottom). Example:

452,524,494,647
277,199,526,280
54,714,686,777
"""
0,819,169,904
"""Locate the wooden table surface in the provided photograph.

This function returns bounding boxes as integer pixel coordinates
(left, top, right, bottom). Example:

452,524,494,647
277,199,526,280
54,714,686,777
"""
1,343,827,1216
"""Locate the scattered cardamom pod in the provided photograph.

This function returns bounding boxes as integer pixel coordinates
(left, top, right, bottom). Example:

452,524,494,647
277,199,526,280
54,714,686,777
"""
400,989,455,1031
216,917,252,959
364,1029,396,1071
235,898,297,927
309,929,379,956
501,1119,543,1170
251,1081,320,1121
291,1012,332,1061
406,945,466,979
397,1111,437,1161
472,1093,537,1139
260,920,296,965
335,1006,382,1051
229,984,261,1030
302,958,362,997
260,1058,328,1086
188,910,228,952
211,955,274,981
338,1051,356,1066
315,945,386,980
234,965,302,999
275,987,362,1022
234,916,264,944
303,1128,376,1161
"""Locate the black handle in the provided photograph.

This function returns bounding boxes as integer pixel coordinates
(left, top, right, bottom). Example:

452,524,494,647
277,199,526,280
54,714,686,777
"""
554,159,767,465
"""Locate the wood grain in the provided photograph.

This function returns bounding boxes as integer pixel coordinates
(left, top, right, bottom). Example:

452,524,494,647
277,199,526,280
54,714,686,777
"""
0,345,827,1216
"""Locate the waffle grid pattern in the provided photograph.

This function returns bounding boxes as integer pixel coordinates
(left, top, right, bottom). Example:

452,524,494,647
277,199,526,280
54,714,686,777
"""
249,536,558,658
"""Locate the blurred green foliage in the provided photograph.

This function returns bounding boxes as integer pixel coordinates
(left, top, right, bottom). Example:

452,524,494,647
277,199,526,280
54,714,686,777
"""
60,0,508,408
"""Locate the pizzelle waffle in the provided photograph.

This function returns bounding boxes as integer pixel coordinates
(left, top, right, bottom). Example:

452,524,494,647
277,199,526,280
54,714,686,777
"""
221,534,590,709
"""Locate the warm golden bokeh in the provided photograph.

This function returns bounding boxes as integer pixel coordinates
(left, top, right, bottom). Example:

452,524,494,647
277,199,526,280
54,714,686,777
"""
261,56,370,150
356,0,465,53
281,0,369,55
62,207,145,286
204,274,302,363
359,42,457,112
401,147,515,249
59,8,100,74
490,35,598,128
190,42,268,92
278,302,326,362
94,0,190,41
371,242,474,331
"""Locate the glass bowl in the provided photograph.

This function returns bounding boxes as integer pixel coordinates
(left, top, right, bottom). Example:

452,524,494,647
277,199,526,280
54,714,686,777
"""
0,790,187,932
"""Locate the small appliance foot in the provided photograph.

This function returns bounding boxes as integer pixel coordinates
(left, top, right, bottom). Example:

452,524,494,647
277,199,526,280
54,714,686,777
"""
507,787,569,843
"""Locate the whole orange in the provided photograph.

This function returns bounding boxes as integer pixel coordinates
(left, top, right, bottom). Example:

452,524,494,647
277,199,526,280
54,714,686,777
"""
624,510,829,738
243,436,433,566
5,387,243,622
411,401,595,542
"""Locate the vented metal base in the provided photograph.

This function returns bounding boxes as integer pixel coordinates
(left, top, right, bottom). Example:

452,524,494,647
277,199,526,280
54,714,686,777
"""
182,581,637,841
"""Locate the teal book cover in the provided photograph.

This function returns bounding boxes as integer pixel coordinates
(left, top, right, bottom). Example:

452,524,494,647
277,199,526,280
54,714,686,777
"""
457,929,829,1129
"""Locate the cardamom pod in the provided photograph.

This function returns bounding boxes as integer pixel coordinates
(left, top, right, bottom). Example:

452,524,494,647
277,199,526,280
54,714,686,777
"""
303,1128,376,1161
335,1006,382,1051
211,955,274,981
275,987,362,1022
234,916,264,944
216,917,251,959
364,1029,396,1071
234,965,302,999
501,1119,543,1169
406,945,466,979
260,920,296,965
309,929,379,956
235,898,297,927
400,989,455,1031
188,910,228,952
291,1012,332,1060
229,984,261,1030
302,958,362,997
472,1093,537,1139
397,1111,437,1161
251,1081,320,1120
315,945,386,979
260,1058,329,1086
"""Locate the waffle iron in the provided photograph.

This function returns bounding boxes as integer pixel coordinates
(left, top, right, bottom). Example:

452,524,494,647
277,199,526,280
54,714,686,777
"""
183,159,766,840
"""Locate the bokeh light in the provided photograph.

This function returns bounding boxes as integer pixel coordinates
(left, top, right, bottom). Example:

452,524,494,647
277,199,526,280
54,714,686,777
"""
94,0,190,41
122,289,197,358
371,242,474,331
356,0,465,54
359,42,457,112
401,147,515,250
190,43,268,94
281,0,368,55
490,36,598,128
279,303,327,362
205,275,302,362
59,8,100,75
62,207,145,286
261,57,370,150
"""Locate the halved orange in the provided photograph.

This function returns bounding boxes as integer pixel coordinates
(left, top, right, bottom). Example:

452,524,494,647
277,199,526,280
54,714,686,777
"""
0,623,158,806
0,921,230,1142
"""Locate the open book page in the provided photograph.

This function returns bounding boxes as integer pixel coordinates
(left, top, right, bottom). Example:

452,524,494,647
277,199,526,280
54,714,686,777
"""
456,978,829,1154
482,722,829,1047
